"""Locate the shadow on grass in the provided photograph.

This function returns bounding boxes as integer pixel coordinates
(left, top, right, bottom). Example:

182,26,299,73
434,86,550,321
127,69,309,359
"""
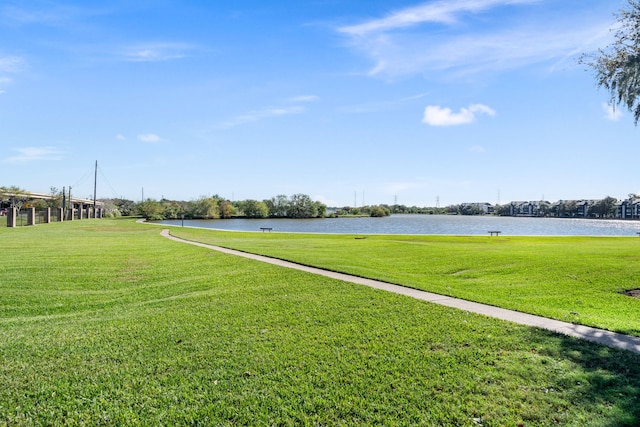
533,329,640,426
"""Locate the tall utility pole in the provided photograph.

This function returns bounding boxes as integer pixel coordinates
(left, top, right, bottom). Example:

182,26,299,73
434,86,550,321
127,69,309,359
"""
93,160,97,218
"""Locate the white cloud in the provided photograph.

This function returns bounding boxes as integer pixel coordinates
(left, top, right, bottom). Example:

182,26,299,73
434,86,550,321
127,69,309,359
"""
123,42,195,62
422,104,495,126
218,106,305,129
138,133,164,143
287,95,319,103
1,3,107,26
116,134,126,141
0,56,25,73
313,194,340,206
337,1,615,78
470,145,486,153
3,146,63,163
602,103,622,122
339,0,539,35
0,56,25,91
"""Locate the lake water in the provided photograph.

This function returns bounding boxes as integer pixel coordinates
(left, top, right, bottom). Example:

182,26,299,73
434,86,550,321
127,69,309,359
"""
160,214,640,236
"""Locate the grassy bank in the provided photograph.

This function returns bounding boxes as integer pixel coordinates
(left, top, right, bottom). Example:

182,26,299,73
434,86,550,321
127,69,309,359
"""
169,226,640,336
2,219,640,425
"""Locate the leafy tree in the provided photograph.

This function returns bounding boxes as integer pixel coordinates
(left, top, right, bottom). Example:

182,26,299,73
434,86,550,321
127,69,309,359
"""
581,0,640,124
590,196,618,218
99,198,139,217
240,199,269,218
537,201,551,217
219,199,235,218
32,199,48,209
137,199,163,220
265,194,289,217
161,201,182,219
495,204,511,216
459,204,481,215
0,186,28,210
188,196,219,219
47,187,64,208
552,200,579,217
369,205,391,217
391,204,409,214
287,193,316,218
314,201,327,218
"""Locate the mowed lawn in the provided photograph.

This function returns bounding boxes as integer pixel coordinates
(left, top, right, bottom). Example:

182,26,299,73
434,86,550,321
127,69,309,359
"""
170,226,640,336
1,219,640,425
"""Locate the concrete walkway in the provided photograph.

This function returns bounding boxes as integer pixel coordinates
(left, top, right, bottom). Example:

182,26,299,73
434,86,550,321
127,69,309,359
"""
161,229,640,355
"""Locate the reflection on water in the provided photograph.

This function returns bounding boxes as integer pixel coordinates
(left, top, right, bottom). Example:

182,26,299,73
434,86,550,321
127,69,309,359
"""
160,214,640,236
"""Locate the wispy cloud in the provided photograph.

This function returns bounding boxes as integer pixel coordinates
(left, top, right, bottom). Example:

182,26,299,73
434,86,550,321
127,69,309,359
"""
313,194,340,207
122,42,196,62
339,0,539,35
0,76,11,93
287,95,319,103
138,133,164,143
337,0,615,78
422,104,495,126
1,2,107,26
218,106,305,129
602,103,622,122
3,146,63,163
0,56,25,73
470,145,486,153
0,55,26,91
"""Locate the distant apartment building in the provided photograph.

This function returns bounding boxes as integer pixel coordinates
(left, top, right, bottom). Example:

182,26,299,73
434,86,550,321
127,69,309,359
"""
617,198,640,219
460,202,494,214
452,195,640,220
508,201,550,217
499,198,640,219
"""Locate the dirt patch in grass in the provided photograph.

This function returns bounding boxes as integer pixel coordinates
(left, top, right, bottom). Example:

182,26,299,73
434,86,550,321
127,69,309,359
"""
624,289,640,299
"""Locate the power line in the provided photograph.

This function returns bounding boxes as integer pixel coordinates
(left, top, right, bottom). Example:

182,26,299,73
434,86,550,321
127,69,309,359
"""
71,165,94,188
97,164,120,199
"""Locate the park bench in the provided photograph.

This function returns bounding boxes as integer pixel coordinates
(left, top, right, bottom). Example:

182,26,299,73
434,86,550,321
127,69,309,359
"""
488,231,501,236
260,227,273,232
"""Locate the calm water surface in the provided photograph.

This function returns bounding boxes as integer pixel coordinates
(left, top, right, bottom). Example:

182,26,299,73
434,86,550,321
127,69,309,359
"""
160,214,640,236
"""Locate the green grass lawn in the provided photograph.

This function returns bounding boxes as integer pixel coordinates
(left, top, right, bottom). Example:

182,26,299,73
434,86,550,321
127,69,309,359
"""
2,219,640,425
169,226,640,336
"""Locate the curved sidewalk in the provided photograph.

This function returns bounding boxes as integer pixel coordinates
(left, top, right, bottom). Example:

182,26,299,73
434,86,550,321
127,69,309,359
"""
161,229,640,355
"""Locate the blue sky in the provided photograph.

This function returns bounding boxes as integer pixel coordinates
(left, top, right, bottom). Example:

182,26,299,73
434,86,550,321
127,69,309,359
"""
0,0,635,207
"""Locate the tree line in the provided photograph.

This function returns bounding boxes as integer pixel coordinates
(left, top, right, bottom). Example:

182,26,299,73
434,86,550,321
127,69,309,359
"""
105,193,329,220
125,195,398,220
0,186,393,220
